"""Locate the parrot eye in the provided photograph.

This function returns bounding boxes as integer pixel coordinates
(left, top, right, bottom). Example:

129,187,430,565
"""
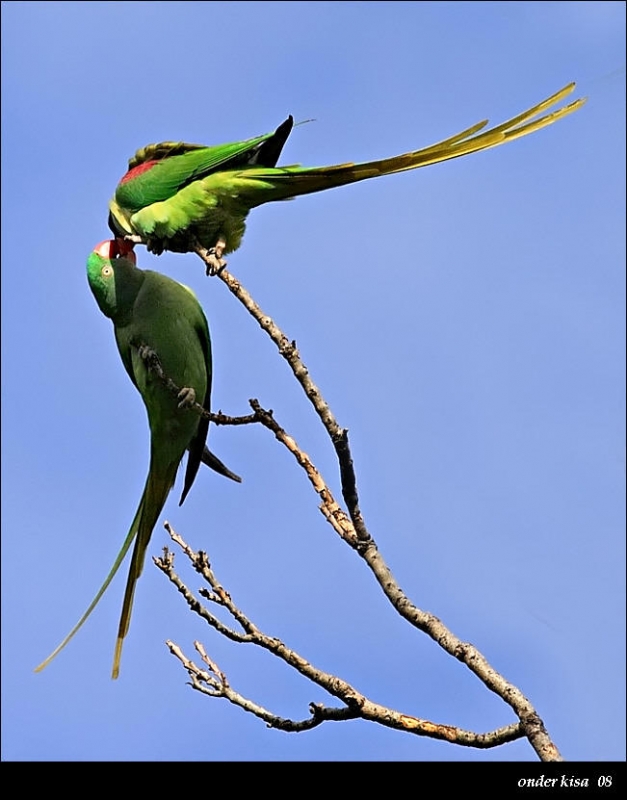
101,265,113,278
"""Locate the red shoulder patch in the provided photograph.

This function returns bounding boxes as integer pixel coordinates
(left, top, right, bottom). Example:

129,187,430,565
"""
119,160,159,184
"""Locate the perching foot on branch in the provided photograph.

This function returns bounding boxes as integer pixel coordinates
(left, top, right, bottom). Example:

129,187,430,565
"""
203,239,228,276
136,343,159,367
177,386,197,409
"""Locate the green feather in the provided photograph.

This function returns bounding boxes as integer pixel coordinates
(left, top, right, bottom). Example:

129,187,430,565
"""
35,242,226,679
116,130,291,212
108,84,585,259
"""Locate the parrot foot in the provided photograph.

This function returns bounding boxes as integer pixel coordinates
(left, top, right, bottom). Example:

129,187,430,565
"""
135,344,168,383
146,238,166,256
177,386,197,409
124,233,167,256
137,343,158,364
205,239,227,276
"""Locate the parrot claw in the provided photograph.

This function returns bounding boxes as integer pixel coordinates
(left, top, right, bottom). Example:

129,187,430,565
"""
123,233,166,255
205,239,227,276
137,343,157,362
146,238,166,256
177,386,197,409
205,255,227,276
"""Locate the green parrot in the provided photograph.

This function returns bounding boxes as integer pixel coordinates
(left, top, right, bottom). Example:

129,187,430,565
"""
36,239,235,679
108,82,585,272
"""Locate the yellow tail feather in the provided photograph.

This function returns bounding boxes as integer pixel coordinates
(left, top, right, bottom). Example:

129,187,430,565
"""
242,83,586,202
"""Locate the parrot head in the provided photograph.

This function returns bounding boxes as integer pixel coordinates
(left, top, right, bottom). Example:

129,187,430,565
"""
87,239,140,320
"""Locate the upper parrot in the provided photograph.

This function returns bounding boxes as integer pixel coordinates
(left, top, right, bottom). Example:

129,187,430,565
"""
108,83,585,272
35,239,235,679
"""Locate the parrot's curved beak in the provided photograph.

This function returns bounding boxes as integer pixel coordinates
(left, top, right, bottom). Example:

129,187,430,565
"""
113,237,137,263
93,238,137,264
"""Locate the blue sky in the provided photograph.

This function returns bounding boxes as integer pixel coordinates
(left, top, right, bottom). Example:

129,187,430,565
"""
1,1,624,762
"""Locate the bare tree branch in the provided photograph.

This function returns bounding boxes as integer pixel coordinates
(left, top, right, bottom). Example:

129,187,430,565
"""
128,251,562,760
195,250,561,761
194,244,369,543
156,526,525,749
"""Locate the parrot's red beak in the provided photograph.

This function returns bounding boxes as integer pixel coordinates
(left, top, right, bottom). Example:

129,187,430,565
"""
93,239,137,264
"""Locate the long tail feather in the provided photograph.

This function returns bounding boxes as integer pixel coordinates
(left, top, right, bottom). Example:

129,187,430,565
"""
34,498,146,673
111,459,179,679
35,453,179,677
240,83,586,203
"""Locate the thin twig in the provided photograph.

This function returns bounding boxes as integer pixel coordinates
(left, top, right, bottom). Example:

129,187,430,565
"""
192,252,562,761
247,400,361,547
131,253,561,760
157,524,525,748
196,247,561,761
195,245,369,542
130,338,258,426
247,400,560,759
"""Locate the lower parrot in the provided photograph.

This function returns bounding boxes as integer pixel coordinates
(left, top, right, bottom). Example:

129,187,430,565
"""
35,239,233,679
107,83,586,272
